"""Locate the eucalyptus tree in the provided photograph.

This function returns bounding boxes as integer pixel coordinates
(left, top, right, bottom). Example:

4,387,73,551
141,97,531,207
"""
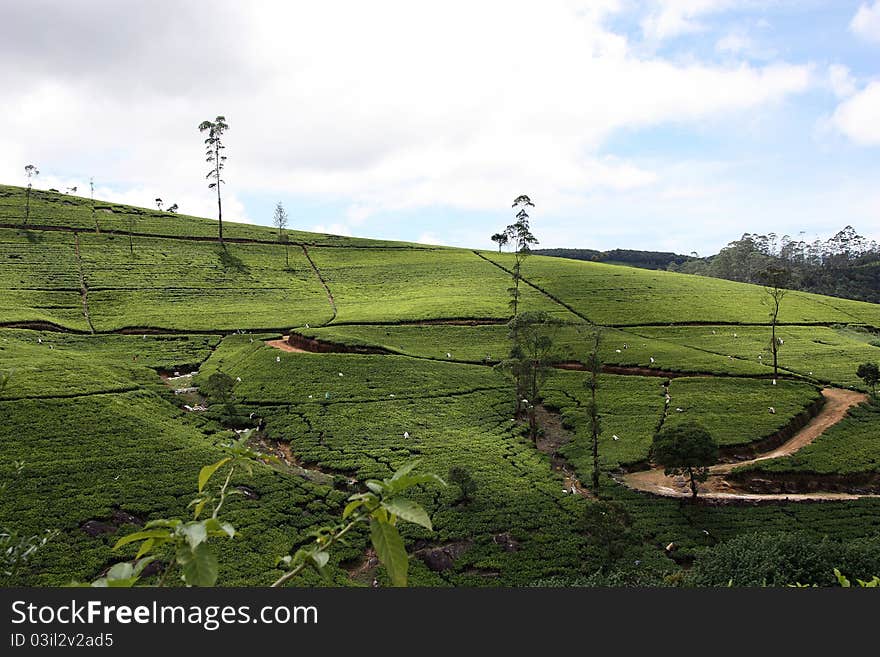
491,231,509,253
273,201,290,267
583,329,603,492
758,265,790,379
506,195,538,318
89,177,100,233
23,164,39,225
198,115,229,245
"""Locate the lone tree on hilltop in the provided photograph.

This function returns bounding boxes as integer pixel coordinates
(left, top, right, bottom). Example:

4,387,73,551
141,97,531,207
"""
758,265,790,379
506,195,538,319
651,421,718,499
89,177,100,233
198,115,229,245
23,164,39,225
491,231,509,253
857,362,879,398
273,201,290,267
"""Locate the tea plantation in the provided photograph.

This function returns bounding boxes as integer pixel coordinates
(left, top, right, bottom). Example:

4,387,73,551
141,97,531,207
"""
2,183,880,587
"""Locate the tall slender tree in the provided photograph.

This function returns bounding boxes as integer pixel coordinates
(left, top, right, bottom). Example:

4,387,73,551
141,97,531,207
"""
23,164,39,225
507,195,538,319
90,177,100,233
273,202,290,268
584,329,603,492
758,265,789,379
198,116,229,245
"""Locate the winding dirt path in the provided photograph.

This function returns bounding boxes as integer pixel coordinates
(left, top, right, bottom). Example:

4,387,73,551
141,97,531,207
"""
618,387,874,501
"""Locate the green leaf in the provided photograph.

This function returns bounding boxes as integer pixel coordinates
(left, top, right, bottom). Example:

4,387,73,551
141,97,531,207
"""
177,543,219,587
389,473,446,492
113,528,173,550
342,500,364,519
135,538,155,559
381,498,433,530
180,521,208,549
198,457,231,493
192,497,208,520
310,550,330,569
204,518,235,538
370,518,408,587
390,460,420,481
365,480,386,495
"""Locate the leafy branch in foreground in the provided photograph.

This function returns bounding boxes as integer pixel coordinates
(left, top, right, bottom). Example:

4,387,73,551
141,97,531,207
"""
87,435,274,587
273,461,445,588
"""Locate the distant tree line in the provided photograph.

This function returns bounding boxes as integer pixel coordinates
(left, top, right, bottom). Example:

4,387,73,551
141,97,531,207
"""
670,226,880,304
533,248,690,271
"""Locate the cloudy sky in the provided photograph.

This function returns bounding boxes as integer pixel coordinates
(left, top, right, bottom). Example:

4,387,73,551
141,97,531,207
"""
2,1,879,254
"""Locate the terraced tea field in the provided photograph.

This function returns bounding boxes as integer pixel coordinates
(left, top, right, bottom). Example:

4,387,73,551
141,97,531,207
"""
2,183,880,587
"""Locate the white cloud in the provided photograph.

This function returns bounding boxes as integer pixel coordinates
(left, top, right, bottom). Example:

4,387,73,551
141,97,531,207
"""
851,1,880,42
832,81,880,146
311,223,352,237
827,64,857,98
416,232,445,246
641,0,736,41
0,1,813,238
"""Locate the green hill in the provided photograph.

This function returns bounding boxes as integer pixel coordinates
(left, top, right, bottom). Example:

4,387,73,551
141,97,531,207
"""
2,183,880,587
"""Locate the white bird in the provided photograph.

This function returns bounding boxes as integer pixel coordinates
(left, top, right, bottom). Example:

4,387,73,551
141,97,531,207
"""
772,379,777,385
623,344,628,349
615,349,622,353
275,356,281,362
338,372,344,377
305,324,310,329
403,431,410,439
446,352,452,358
37,338,42,343
612,434,620,441
758,355,762,360
809,371,813,376
308,395,313,399
676,407,685,412
236,377,242,382
733,332,738,338
768,407,776,414
249,338,254,343
650,357,655,364
142,334,146,340
712,330,716,335
389,393,395,398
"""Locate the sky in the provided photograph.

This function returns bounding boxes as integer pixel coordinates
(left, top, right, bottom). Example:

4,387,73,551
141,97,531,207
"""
1,0,879,255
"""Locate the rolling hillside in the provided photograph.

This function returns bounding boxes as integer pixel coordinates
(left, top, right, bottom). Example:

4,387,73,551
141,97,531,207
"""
2,183,880,587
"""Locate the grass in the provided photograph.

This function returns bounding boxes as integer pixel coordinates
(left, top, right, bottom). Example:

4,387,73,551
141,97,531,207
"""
480,251,880,326
307,247,575,324
300,323,769,376
663,377,821,447
3,182,880,587
629,325,880,389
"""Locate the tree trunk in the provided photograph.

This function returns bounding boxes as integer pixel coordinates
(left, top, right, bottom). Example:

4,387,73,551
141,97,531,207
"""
771,311,778,377
591,384,599,493
285,242,289,268
688,466,698,499
215,144,224,246
24,186,31,225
